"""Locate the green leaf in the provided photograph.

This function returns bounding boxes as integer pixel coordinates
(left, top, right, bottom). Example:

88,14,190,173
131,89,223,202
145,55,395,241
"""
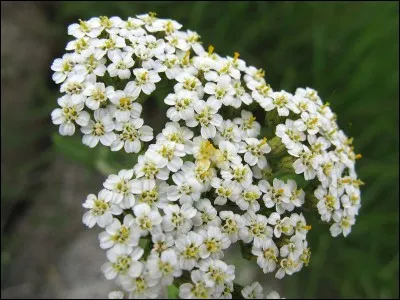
168,284,179,299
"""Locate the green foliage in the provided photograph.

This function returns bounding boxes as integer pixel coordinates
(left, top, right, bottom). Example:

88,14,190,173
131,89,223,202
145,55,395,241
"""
4,1,396,298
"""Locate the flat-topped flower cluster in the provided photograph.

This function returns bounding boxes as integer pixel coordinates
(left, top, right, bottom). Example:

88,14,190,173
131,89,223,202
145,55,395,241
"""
51,13,362,299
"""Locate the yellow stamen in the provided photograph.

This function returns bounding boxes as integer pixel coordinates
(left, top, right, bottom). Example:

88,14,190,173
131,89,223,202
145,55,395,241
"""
355,154,362,159
321,102,330,109
233,52,240,62
149,12,157,18
208,45,214,55
353,179,365,186
256,68,265,78
302,225,312,231
345,137,354,146
259,137,268,146
182,50,191,64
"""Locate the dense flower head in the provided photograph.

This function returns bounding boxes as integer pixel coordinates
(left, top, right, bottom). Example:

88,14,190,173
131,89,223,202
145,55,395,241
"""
51,12,363,299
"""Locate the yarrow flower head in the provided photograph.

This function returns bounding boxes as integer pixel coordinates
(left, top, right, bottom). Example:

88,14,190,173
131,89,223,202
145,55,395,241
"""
51,12,363,299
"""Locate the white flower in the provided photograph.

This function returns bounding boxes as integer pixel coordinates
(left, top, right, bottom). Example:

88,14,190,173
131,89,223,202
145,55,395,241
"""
268,212,294,238
174,72,203,95
66,37,93,56
101,246,144,281
259,179,291,214
290,213,311,239
133,203,163,236
233,184,262,212
165,32,191,51
295,87,322,106
204,75,235,106
193,54,215,73
150,19,183,34
131,44,153,63
82,189,122,228
120,267,159,299
186,30,202,53
94,34,126,59
316,152,340,187
239,211,272,247
137,13,158,29
206,58,241,81
193,198,221,229
83,82,113,110
199,226,231,259
98,214,140,252
107,49,135,79
214,120,242,146
292,145,321,180
76,52,107,78
266,291,284,299
275,258,296,279
244,65,266,83
156,122,194,153
221,163,253,188
99,16,123,34
261,90,294,116
210,178,242,206
112,118,153,153
239,138,271,168
179,270,213,299
247,80,273,105
215,141,242,170
341,185,361,216
109,88,142,122
199,258,235,290
147,249,182,285
51,95,90,136
108,290,124,299
330,209,355,237
186,98,223,139
175,231,204,270
151,232,175,255
60,72,87,103
130,179,168,209
162,204,197,234
51,53,76,83
138,34,166,58
119,17,146,37
234,110,261,138
165,90,197,122
133,151,169,180
300,111,321,135
280,234,304,261
149,141,186,172
252,239,279,273
213,281,234,299
275,119,306,154
286,179,305,210
241,282,263,299
167,170,202,204
104,169,135,208
219,211,245,243
81,109,116,148
162,54,182,79
314,185,340,222
307,134,330,154
125,68,161,97
291,94,317,114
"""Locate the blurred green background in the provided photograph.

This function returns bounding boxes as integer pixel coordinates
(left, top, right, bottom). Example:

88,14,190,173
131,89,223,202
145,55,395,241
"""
1,1,398,299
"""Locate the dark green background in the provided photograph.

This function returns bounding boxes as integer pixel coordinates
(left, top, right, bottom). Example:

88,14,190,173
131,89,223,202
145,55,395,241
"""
1,1,398,298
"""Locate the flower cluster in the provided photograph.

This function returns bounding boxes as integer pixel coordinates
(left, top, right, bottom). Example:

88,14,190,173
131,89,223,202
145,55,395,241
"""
51,13,362,299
